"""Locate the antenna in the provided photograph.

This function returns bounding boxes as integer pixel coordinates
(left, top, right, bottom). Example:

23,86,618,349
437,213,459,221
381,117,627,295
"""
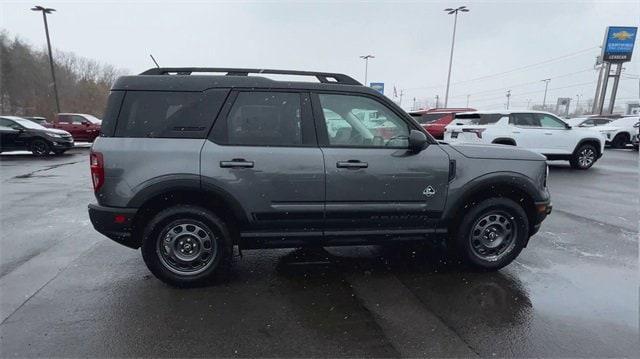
149,54,160,68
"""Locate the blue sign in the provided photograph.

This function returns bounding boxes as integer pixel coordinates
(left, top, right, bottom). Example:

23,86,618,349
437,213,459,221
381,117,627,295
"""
603,26,637,62
370,82,384,94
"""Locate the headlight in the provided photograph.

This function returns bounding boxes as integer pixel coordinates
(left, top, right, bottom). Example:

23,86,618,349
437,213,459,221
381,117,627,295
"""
47,133,62,138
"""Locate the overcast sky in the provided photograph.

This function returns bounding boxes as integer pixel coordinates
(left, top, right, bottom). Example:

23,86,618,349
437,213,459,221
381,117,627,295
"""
2,0,639,110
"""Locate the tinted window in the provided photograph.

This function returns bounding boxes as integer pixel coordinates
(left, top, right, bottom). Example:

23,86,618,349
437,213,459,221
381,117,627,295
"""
511,113,540,127
318,94,409,148
579,119,595,127
212,92,303,146
537,114,566,128
457,113,503,125
115,90,228,138
594,119,611,125
100,91,124,137
0,119,16,128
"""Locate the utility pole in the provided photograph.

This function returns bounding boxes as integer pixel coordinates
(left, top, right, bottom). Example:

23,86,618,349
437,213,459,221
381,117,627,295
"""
443,6,469,108
31,5,60,113
466,94,470,107
398,89,404,108
541,78,551,110
435,95,440,108
412,97,417,111
359,55,374,86
575,94,582,114
506,90,511,110
526,99,532,110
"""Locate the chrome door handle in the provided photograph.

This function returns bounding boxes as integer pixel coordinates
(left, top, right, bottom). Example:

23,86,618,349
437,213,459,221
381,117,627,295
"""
220,159,254,168
512,131,520,134
545,133,553,135
337,160,368,169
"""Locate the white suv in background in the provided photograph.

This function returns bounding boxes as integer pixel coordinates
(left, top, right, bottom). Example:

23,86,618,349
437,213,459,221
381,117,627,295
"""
592,116,640,148
444,111,605,169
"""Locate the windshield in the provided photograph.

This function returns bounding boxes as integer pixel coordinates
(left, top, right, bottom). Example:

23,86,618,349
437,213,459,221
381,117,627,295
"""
12,118,47,130
84,114,102,124
411,113,448,124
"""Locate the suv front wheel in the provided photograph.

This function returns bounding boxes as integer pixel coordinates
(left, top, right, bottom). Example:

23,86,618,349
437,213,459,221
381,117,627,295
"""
453,198,529,270
570,143,598,170
141,205,232,287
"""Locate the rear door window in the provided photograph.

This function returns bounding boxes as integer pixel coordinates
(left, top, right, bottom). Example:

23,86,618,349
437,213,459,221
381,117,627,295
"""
511,113,541,127
211,91,314,147
456,113,503,125
114,90,229,138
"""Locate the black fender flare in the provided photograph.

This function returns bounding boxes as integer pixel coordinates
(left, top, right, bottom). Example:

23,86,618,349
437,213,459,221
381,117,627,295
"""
127,174,248,225
573,137,603,156
443,171,547,221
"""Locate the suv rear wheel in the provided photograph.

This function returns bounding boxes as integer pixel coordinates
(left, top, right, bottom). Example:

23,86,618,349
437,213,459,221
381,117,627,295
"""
141,205,232,287
453,198,529,270
570,143,597,170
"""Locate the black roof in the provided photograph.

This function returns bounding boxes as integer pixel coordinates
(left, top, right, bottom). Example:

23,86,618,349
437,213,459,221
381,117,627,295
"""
112,67,377,95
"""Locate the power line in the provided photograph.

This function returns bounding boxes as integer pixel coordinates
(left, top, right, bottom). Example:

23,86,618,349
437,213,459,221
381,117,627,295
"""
469,81,596,104
449,68,594,99
406,46,599,91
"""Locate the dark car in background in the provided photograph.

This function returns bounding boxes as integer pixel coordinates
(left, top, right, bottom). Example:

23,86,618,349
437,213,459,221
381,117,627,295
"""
409,108,476,139
0,116,74,155
51,113,102,142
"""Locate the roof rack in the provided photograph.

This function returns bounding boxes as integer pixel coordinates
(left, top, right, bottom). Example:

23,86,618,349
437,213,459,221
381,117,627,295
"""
139,67,361,85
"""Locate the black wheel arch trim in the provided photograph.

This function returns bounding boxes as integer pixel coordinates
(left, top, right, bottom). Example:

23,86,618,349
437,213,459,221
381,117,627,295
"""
126,175,249,225
443,171,547,221
573,137,603,157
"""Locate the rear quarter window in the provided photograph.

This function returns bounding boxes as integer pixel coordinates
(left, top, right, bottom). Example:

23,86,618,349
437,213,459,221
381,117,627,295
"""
114,89,229,138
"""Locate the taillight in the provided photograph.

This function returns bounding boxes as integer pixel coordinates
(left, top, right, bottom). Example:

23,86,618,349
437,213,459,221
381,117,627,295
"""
90,151,104,192
462,128,486,138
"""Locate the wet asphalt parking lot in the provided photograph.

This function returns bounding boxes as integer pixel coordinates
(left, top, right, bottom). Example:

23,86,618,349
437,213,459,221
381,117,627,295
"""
0,147,638,357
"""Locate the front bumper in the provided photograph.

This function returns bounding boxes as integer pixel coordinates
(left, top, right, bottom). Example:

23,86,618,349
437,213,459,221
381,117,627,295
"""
52,140,74,149
88,204,139,249
530,201,552,236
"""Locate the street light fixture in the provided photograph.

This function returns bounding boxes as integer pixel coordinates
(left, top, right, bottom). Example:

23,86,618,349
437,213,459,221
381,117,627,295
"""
359,54,375,86
443,5,469,108
31,5,60,113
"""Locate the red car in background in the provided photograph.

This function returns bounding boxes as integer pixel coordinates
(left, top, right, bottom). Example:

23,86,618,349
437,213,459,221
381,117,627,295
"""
50,113,102,142
409,108,475,139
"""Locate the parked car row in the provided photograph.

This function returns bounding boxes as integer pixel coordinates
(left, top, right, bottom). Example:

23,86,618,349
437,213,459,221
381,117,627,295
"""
0,113,101,156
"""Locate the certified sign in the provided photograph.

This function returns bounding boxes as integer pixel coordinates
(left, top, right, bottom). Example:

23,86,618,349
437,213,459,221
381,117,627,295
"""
370,82,384,94
602,26,637,62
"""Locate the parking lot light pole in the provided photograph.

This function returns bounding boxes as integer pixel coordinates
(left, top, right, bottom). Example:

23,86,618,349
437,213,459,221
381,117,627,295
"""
443,5,469,108
506,90,511,109
541,78,551,110
31,5,60,113
359,55,375,86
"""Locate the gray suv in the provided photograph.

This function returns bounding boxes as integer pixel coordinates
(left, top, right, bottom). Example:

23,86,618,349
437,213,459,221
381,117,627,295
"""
88,68,552,287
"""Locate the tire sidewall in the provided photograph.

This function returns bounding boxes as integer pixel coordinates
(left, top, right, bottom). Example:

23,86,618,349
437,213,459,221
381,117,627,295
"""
571,143,597,169
141,205,231,287
455,198,529,270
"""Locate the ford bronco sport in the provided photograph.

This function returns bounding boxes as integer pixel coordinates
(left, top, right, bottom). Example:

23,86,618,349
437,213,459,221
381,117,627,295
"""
88,68,552,287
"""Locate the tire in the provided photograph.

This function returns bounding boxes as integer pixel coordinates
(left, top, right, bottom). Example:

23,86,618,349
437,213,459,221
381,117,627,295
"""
611,133,629,149
30,139,51,156
451,198,529,271
569,143,598,170
141,205,232,287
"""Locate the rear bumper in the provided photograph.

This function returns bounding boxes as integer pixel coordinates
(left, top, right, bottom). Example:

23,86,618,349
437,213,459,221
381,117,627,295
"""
88,204,140,249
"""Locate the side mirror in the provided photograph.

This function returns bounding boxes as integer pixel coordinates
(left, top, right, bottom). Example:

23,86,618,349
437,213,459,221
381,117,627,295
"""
565,124,572,129
408,130,428,152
